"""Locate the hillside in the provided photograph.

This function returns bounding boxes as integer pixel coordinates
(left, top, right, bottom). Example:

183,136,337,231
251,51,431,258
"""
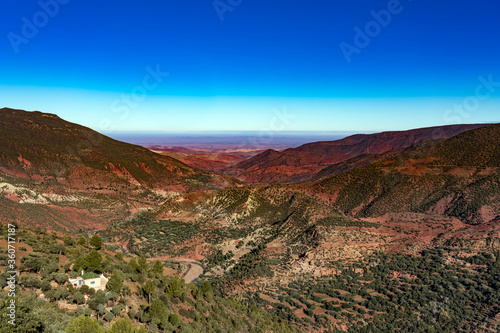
0,226,297,333
107,123,500,331
226,124,490,184
0,108,240,230
141,124,500,269
1,114,499,332
306,123,500,225
0,108,238,191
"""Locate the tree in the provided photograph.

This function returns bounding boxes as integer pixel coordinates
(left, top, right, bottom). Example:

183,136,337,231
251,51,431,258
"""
73,291,85,304
54,272,68,285
108,318,147,333
96,304,107,321
41,279,52,292
20,275,41,290
106,292,120,305
0,293,45,332
104,311,115,322
94,290,107,304
64,236,75,246
42,260,60,277
111,304,125,315
169,313,182,326
66,281,75,293
79,285,94,296
65,316,103,333
22,256,46,273
89,235,102,250
73,256,84,273
129,258,140,273
88,290,106,312
106,270,124,293
148,299,167,326
138,255,148,273
77,237,86,246
166,276,183,298
142,280,156,304
46,286,69,302
200,280,214,301
151,260,164,276
53,243,67,255
73,250,103,274
85,250,103,273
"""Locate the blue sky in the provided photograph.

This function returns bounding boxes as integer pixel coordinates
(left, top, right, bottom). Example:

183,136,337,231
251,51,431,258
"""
1,0,499,133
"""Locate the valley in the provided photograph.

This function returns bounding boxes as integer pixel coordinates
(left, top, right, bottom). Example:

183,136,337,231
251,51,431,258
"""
0,109,499,332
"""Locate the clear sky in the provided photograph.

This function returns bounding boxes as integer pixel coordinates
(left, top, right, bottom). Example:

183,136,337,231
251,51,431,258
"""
1,0,499,133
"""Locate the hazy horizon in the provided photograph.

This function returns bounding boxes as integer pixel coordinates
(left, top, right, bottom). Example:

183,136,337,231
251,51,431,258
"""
104,130,358,148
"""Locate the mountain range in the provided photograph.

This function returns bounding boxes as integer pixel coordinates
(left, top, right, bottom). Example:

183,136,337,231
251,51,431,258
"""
1,108,499,332
226,123,490,184
1,108,498,231
0,108,239,230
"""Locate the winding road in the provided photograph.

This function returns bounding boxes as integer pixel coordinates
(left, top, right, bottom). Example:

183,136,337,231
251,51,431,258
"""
148,257,205,284
116,242,205,284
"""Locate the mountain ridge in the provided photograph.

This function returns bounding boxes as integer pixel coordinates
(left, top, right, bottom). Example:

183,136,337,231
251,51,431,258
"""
305,123,500,224
226,123,492,184
0,108,240,230
0,107,239,190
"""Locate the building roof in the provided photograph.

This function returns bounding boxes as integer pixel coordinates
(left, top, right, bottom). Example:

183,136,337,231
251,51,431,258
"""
81,272,100,279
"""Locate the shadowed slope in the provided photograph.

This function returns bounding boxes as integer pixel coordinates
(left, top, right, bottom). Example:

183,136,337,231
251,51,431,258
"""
0,108,240,230
0,108,238,191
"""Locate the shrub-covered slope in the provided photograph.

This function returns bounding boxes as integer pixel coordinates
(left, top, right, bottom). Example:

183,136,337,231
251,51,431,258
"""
227,123,490,184
0,108,238,191
307,123,500,224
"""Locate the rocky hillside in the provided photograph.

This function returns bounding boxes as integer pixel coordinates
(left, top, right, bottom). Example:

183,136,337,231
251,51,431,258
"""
306,123,500,225
0,108,240,230
127,123,500,331
2,115,498,332
152,124,500,265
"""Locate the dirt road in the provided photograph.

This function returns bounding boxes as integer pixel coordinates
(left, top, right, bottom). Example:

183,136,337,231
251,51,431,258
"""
148,257,205,284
